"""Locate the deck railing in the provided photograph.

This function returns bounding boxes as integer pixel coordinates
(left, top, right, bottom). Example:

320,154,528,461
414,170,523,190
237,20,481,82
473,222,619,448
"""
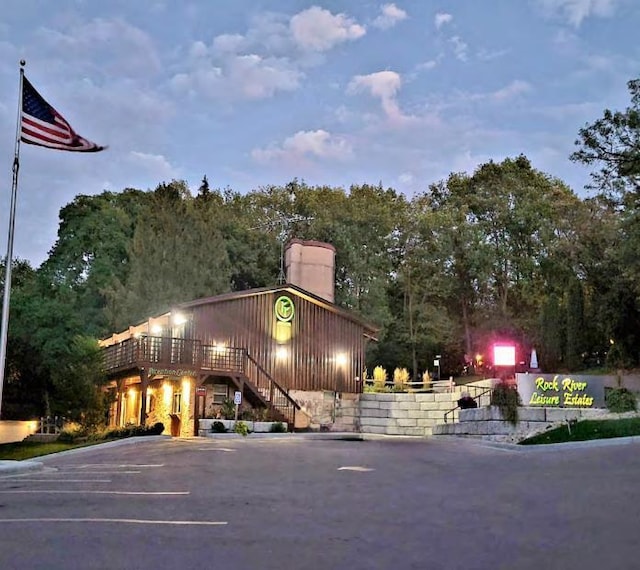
102,336,299,427
102,336,202,371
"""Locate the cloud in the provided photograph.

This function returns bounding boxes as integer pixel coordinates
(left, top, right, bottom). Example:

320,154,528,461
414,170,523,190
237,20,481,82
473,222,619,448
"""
450,36,468,61
372,4,408,30
434,12,453,29
535,0,618,27
252,129,353,163
36,18,161,77
290,6,366,51
491,79,532,100
171,50,302,100
128,151,179,180
347,71,408,123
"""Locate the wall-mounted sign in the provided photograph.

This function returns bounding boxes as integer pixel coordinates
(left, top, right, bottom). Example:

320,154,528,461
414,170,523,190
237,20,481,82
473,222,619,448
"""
148,368,197,378
275,296,295,323
195,386,206,396
517,373,605,408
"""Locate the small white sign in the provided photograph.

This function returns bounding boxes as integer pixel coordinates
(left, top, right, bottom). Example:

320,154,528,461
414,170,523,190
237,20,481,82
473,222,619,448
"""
234,391,242,405
433,359,440,367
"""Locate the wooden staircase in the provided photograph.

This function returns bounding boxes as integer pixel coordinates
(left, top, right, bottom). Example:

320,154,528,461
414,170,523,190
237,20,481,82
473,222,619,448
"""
243,353,300,429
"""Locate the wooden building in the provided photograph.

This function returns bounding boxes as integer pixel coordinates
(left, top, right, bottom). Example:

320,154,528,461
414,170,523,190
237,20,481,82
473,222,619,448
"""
100,240,377,436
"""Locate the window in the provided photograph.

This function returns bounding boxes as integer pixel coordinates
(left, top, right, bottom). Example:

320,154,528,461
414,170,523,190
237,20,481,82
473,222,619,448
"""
172,391,182,414
213,383,228,404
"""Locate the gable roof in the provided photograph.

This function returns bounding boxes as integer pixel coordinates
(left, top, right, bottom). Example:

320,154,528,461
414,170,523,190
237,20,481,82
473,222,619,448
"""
178,283,379,338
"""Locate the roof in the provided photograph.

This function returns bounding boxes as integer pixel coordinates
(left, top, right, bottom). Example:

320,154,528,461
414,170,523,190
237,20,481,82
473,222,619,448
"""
178,283,379,337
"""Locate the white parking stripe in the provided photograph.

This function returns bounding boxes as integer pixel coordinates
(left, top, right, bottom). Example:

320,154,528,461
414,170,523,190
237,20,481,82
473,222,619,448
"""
0,490,189,495
70,464,164,469
0,479,113,483
0,518,227,526
337,466,374,472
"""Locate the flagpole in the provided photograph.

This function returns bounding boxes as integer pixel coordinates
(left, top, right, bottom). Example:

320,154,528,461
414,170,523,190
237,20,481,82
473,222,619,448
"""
0,60,25,419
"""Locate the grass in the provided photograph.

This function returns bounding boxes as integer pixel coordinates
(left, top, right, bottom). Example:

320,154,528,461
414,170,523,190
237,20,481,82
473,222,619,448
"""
0,440,100,461
519,417,640,445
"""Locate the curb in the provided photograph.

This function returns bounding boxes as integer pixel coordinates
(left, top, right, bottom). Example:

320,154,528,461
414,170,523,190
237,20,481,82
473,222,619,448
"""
0,460,44,475
432,434,640,452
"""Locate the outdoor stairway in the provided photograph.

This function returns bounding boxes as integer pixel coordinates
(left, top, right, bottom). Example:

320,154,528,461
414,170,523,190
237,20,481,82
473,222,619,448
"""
243,353,300,429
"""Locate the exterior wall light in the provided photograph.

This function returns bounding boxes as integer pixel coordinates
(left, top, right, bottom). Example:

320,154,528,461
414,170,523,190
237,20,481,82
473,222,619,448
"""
172,313,187,326
335,353,348,367
150,324,163,335
276,346,289,360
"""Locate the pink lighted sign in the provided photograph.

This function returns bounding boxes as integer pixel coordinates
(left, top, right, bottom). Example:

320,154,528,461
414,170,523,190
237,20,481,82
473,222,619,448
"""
493,345,516,367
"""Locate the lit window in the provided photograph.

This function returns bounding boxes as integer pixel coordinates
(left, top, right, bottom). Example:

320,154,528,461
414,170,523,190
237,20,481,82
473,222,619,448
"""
172,392,182,414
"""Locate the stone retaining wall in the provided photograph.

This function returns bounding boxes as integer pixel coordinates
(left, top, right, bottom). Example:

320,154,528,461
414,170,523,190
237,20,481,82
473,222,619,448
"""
432,406,640,440
359,392,461,436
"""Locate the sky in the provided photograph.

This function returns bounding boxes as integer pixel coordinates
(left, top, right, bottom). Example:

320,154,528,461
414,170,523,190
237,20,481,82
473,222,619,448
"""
0,0,638,266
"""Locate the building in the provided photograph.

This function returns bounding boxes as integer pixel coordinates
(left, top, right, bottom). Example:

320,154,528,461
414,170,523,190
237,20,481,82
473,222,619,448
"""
99,240,378,436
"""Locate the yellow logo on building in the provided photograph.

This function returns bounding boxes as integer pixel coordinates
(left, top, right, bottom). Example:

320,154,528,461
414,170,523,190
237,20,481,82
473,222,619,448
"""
275,296,295,323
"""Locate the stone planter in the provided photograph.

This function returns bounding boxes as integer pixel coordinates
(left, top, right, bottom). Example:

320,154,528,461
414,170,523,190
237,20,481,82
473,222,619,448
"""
198,418,286,434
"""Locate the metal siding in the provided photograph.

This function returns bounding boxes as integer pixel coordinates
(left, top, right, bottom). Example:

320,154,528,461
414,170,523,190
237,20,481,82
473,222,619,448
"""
190,290,365,392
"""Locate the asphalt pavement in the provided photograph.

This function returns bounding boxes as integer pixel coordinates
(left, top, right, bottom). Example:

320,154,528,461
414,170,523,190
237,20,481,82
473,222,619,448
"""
0,435,638,569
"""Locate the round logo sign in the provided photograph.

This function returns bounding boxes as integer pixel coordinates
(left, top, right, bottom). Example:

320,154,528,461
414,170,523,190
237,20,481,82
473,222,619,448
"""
275,296,295,323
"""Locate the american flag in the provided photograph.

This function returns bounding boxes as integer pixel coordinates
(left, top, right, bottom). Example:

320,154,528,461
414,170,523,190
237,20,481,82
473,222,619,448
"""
20,76,106,152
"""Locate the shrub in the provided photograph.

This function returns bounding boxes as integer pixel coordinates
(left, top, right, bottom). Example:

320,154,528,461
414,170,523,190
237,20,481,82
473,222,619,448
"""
606,388,637,413
491,382,521,425
220,397,237,420
234,420,249,437
211,421,227,433
393,367,410,391
270,421,286,433
373,366,387,391
422,370,431,390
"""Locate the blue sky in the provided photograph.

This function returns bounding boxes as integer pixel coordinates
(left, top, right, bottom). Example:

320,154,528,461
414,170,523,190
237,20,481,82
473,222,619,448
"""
0,0,638,265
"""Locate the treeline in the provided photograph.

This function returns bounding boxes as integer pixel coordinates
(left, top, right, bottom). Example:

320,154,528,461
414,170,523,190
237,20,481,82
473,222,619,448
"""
2,79,640,420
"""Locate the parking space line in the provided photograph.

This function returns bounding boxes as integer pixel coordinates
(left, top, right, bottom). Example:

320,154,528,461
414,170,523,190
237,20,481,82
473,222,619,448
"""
0,479,113,483
70,464,164,469
0,490,189,495
0,518,227,526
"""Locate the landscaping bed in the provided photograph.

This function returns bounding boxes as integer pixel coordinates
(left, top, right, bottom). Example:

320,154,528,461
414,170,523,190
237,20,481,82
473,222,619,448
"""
519,417,640,445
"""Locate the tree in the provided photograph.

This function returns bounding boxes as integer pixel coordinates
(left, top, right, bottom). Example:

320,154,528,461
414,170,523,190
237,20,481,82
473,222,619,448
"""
114,180,231,324
571,78,640,198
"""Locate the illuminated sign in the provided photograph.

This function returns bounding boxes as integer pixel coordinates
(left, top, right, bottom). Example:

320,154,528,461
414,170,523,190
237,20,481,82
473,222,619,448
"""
275,296,295,323
493,345,516,366
516,373,605,408
148,368,197,377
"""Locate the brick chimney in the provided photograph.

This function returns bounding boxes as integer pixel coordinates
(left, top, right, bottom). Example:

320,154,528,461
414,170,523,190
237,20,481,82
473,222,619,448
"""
284,239,336,303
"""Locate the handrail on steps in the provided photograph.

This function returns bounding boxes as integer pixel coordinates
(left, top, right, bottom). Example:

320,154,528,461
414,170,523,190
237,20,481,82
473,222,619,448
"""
443,387,493,423
245,352,300,425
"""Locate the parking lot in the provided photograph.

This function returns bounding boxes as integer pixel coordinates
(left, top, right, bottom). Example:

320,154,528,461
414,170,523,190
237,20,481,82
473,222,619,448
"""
0,436,638,569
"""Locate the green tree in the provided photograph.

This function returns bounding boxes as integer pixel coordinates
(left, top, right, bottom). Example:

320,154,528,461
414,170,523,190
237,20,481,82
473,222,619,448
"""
571,78,640,197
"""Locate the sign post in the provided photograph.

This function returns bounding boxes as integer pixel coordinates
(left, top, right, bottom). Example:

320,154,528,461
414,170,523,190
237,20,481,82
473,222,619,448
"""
234,391,242,421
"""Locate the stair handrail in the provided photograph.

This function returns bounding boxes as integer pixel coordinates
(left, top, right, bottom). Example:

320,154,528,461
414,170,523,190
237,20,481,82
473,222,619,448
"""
443,387,493,423
245,352,300,424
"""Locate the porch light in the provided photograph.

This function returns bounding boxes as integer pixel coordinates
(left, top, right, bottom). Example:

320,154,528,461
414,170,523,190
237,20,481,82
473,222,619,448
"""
182,378,191,400
150,323,162,335
172,312,187,326
276,346,289,361
213,342,227,355
163,383,173,406
335,353,348,367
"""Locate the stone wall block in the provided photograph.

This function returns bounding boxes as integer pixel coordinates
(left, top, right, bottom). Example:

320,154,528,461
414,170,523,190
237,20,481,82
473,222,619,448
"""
415,393,436,403
396,418,418,427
